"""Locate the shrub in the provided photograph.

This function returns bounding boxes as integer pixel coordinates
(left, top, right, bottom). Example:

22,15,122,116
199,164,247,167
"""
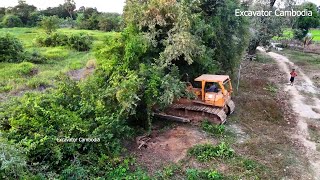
2,15,23,27
188,142,235,162
35,33,68,47
0,137,28,179
201,120,225,136
26,77,50,89
186,169,223,180
0,34,24,63
23,50,48,64
35,33,92,51
68,33,93,51
16,62,37,76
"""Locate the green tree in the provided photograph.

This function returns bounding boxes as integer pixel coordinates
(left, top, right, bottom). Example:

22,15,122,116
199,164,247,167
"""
247,0,286,54
40,5,70,19
63,0,76,19
294,2,320,40
98,13,122,32
40,15,61,34
76,7,100,30
9,0,37,25
2,15,23,27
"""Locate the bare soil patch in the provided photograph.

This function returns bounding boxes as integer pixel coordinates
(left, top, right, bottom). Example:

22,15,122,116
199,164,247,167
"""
67,67,95,81
127,124,216,174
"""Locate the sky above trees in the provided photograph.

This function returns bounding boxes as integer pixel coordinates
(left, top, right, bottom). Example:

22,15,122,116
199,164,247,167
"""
0,0,125,13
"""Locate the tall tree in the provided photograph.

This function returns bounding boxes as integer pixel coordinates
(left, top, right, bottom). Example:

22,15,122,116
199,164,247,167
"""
63,0,76,19
294,2,320,40
7,0,37,25
247,0,288,54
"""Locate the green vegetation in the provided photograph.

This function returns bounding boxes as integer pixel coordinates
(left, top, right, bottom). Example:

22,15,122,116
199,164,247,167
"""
0,0,122,32
275,29,320,41
36,32,93,51
201,120,225,136
188,142,235,162
2,0,315,179
279,49,320,67
186,169,223,180
293,2,320,40
256,51,274,63
0,34,24,62
39,15,61,34
0,28,108,94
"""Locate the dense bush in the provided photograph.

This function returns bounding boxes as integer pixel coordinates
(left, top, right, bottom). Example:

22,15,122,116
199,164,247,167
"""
0,34,24,62
0,75,148,178
0,137,28,179
36,33,92,51
2,15,23,27
16,62,37,76
68,33,93,51
35,33,68,47
23,50,48,64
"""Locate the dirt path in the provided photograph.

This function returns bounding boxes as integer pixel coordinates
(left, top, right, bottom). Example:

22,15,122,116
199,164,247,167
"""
258,47,320,179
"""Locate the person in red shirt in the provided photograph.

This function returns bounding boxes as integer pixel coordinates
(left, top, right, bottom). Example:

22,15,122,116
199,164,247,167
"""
290,69,297,86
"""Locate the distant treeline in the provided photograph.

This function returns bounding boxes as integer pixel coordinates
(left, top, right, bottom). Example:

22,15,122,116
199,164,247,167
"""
0,0,122,32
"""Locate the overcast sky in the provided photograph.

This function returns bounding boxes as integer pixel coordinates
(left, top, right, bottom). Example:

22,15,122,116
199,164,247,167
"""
0,0,319,14
0,0,126,13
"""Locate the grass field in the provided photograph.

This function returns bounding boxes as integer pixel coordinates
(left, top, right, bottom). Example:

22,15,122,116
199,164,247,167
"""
278,49,320,68
0,28,115,96
274,28,320,41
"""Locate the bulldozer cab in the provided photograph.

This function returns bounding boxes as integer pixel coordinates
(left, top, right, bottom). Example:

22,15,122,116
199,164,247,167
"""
192,74,233,107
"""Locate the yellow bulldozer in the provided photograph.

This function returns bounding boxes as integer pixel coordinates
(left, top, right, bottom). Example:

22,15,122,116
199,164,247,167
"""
155,74,235,124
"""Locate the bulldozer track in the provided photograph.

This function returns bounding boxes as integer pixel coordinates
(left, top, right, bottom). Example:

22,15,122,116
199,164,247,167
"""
170,104,227,124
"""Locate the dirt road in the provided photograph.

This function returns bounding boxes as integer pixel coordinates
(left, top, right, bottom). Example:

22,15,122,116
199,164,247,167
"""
258,47,320,179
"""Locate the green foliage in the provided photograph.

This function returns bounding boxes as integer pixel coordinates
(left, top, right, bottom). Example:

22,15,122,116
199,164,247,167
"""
294,2,320,40
0,34,24,63
243,159,259,171
263,83,277,94
0,75,138,178
0,137,28,179
16,62,37,76
36,33,68,47
76,9,100,30
40,15,61,34
36,33,92,51
201,120,225,136
68,33,93,51
98,13,122,32
26,77,50,89
63,0,76,19
23,50,48,64
40,4,70,19
188,142,235,162
247,1,285,54
186,169,223,180
2,15,23,28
